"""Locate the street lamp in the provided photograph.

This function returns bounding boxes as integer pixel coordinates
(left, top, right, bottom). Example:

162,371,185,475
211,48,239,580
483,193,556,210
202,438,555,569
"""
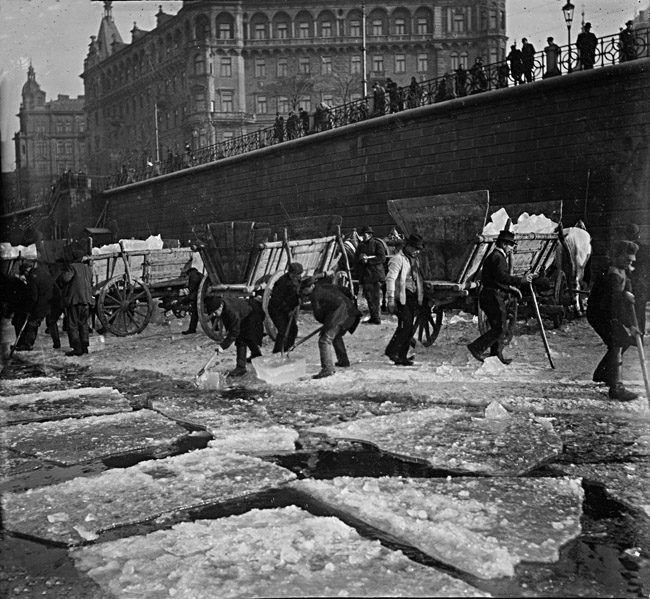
562,1,575,73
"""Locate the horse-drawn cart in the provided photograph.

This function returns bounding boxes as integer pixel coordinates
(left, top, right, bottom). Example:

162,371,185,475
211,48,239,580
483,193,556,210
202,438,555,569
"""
387,191,571,347
193,216,348,341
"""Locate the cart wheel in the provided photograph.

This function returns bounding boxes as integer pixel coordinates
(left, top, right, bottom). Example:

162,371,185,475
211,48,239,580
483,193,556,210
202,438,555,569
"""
97,276,153,336
197,275,225,342
478,296,518,346
262,271,287,341
551,270,568,328
415,304,444,347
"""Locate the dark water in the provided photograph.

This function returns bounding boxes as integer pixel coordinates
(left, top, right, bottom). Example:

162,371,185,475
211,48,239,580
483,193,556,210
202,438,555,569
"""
2,363,649,598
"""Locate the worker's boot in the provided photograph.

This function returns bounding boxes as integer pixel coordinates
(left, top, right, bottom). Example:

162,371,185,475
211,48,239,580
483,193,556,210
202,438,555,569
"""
229,346,248,377
15,322,38,351
607,351,637,401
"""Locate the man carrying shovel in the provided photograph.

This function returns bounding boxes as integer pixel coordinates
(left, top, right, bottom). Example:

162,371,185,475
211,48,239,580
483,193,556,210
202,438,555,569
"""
268,262,303,353
300,277,362,379
212,296,265,377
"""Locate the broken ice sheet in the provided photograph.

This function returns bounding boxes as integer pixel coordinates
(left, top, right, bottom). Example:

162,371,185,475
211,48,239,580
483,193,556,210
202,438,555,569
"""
3,449,296,545
1,387,131,424
71,506,488,598
1,409,186,465
292,476,584,579
152,396,298,454
307,406,562,476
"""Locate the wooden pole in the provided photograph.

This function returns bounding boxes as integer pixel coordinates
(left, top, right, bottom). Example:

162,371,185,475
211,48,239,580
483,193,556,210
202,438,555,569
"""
631,310,650,407
529,283,555,369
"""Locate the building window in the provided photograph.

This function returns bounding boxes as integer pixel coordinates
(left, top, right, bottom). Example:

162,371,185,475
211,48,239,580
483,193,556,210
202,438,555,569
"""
394,18,406,35
299,57,310,74
278,96,289,113
298,22,310,38
460,52,469,68
194,54,205,75
222,92,234,112
417,54,428,72
65,120,73,133
277,23,288,39
299,96,311,112
372,55,384,73
218,23,232,39
417,18,428,34
256,95,268,114
277,58,288,77
350,20,361,36
220,57,232,77
56,141,64,155
371,20,383,36
453,12,465,33
254,24,266,40
194,91,206,112
36,140,47,156
395,54,406,73
321,56,332,75
255,58,266,78
36,123,46,134
321,94,333,106
351,55,361,74
222,131,234,140
490,10,497,30
451,52,459,70
56,121,64,133
321,21,332,38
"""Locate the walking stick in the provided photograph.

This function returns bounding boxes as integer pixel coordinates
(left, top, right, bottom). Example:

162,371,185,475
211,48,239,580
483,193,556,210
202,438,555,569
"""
8,314,31,360
528,283,555,369
630,311,650,407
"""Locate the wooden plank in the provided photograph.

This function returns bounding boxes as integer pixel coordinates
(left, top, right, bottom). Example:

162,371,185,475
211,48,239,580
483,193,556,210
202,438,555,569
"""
387,191,490,283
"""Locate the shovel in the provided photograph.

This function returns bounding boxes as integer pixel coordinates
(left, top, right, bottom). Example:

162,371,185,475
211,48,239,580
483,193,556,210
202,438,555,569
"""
252,325,324,384
630,311,650,407
529,283,555,369
8,315,31,361
194,351,224,389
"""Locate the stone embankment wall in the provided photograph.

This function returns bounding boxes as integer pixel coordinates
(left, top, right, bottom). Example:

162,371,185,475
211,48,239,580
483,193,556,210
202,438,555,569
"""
102,59,649,257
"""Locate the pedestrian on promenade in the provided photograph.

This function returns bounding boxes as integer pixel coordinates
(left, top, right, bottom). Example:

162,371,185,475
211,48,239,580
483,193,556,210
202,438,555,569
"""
586,240,640,401
619,20,637,63
385,233,425,366
521,38,536,82
268,262,303,353
543,37,562,78
626,224,649,337
12,260,61,351
354,226,386,325
467,229,534,365
386,78,400,113
274,113,285,143
300,277,361,379
372,81,386,116
314,102,331,132
496,62,510,88
59,249,94,357
469,57,488,93
507,43,524,85
286,111,300,140
212,296,264,377
576,22,598,70
407,76,420,108
455,65,468,96
299,108,310,135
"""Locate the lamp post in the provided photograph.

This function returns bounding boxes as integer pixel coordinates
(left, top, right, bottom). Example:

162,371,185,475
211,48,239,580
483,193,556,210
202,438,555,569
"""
361,0,368,98
562,1,575,73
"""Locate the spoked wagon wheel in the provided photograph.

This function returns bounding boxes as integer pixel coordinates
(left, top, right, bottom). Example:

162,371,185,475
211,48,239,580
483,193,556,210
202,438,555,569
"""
478,295,519,347
197,275,225,342
414,303,444,347
97,276,153,336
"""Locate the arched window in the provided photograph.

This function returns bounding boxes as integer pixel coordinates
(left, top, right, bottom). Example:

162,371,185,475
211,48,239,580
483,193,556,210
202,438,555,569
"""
194,54,205,75
272,12,291,39
216,12,235,39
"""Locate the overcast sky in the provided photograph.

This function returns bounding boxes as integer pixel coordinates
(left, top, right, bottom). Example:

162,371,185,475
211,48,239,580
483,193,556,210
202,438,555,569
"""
0,0,644,172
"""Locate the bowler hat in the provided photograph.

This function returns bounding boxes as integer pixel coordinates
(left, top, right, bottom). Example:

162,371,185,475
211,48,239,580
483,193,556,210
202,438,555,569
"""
360,226,374,235
288,262,304,275
405,233,425,250
496,229,516,245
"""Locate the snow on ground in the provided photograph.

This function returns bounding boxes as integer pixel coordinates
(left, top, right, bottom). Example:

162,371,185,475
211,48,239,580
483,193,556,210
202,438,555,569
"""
292,476,584,579
2,450,296,545
70,505,488,598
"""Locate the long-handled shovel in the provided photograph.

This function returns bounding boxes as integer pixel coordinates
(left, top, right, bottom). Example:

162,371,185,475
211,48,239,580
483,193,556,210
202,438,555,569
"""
630,311,650,407
8,315,31,361
529,283,555,369
196,352,220,378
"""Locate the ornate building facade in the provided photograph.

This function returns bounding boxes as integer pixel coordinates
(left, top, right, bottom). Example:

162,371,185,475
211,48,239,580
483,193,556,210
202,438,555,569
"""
12,65,87,211
82,0,506,178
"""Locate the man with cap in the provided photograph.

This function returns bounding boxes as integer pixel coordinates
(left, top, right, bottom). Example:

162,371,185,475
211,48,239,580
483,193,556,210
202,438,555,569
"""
268,262,303,353
59,248,94,356
212,296,265,377
587,239,640,401
384,233,425,366
354,226,386,324
467,229,533,365
619,20,637,63
300,277,362,379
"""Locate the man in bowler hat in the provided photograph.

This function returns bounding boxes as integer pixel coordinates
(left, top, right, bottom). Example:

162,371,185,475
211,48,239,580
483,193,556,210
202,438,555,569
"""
354,226,386,324
268,262,303,353
385,233,425,365
467,229,533,365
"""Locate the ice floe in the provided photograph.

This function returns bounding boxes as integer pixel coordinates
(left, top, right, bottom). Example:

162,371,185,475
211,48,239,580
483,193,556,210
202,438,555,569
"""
71,505,488,597
292,476,584,579
3,449,296,545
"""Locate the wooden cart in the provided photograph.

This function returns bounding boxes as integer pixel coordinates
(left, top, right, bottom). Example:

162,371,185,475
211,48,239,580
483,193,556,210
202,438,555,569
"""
387,191,570,347
193,216,348,342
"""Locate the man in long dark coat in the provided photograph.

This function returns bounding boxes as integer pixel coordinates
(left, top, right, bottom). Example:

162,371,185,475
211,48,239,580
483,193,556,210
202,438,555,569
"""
59,249,94,356
213,296,264,377
300,278,361,379
576,22,598,70
354,226,386,324
467,229,533,365
268,262,303,353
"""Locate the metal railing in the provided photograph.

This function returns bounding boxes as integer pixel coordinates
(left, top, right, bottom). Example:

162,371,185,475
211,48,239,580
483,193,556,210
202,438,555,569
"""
103,26,649,190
